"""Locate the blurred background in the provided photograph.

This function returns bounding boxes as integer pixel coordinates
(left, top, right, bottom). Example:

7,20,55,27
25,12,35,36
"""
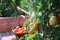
0,0,60,17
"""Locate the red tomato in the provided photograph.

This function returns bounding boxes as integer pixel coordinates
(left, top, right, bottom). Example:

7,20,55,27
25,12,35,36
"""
29,29,34,34
35,22,40,30
19,29,25,34
16,31,19,34
18,28,22,31
16,26,19,29
18,27,25,34
58,13,60,18
13,29,18,33
13,26,25,34
22,27,25,29
57,13,60,22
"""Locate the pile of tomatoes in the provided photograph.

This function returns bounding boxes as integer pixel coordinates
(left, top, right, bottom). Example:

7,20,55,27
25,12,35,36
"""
12,26,25,34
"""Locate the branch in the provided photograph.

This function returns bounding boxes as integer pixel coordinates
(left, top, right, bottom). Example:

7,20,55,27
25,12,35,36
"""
17,6,30,16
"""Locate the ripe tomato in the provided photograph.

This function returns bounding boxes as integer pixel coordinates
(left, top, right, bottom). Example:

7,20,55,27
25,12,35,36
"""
12,27,25,34
16,31,19,34
16,26,20,29
18,28,22,31
57,13,60,22
58,13,60,18
18,27,25,34
13,29,18,33
35,22,40,30
29,29,34,34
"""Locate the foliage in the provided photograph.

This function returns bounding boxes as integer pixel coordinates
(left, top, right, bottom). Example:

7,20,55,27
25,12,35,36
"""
0,0,26,17
22,0,60,40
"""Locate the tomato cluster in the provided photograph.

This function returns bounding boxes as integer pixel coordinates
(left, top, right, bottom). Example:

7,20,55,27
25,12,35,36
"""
27,22,40,34
12,26,25,34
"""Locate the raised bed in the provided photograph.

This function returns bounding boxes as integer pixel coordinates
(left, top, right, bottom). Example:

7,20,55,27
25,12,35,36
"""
0,16,29,33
